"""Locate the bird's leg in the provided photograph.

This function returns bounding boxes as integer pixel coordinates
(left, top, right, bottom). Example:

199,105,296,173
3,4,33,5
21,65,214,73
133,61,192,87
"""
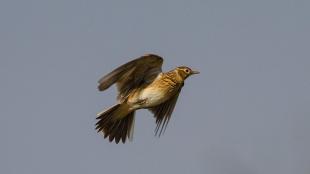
136,99,147,105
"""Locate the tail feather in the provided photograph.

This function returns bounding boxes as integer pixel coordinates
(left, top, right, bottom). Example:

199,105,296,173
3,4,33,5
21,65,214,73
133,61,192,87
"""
96,104,135,144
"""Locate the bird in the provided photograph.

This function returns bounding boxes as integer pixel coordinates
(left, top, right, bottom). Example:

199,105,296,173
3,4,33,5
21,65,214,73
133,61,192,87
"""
95,54,199,143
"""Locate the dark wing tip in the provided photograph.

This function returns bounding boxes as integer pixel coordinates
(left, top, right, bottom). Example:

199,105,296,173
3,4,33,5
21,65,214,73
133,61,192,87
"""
142,54,164,62
98,83,111,91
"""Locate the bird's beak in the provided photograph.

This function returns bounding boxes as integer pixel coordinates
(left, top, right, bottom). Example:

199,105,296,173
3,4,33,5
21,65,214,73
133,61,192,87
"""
191,70,200,75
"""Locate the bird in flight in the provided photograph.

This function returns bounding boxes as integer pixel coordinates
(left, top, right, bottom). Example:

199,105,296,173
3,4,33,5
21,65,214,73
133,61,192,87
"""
95,54,199,143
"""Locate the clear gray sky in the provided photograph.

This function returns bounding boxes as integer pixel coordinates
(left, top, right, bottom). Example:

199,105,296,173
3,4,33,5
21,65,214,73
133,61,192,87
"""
1,0,310,174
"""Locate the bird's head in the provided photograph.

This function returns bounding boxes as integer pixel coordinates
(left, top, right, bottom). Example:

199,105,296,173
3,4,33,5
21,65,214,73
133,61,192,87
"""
175,66,200,80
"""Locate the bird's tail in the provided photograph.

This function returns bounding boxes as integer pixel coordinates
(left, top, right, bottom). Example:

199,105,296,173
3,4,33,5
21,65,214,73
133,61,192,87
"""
95,103,135,144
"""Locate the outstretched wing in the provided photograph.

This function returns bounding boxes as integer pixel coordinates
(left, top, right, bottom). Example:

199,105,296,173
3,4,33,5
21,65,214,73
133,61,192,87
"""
149,87,183,137
98,54,163,101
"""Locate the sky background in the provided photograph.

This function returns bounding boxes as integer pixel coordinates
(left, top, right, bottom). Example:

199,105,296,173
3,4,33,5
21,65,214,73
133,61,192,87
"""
1,0,310,174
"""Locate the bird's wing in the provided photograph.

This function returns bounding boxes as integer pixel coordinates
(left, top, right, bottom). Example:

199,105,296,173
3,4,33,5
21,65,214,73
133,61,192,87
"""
149,87,183,137
98,54,163,101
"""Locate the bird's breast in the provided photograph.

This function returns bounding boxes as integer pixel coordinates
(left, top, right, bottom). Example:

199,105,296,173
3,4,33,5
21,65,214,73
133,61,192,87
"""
139,87,168,107
127,73,181,109
139,84,179,108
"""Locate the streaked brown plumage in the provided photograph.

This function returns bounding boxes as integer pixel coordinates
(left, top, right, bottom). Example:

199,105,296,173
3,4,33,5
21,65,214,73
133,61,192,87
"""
95,54,199,143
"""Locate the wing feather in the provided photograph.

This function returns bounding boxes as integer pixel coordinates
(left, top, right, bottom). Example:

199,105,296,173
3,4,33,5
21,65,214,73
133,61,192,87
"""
149,87,182,137
97,54,163,101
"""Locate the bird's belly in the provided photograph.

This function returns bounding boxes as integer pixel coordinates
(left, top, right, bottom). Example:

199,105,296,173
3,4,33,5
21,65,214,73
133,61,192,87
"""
139,87,169,108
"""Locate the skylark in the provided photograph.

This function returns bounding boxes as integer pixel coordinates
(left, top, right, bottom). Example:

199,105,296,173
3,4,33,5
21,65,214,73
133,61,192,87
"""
96,54,199,143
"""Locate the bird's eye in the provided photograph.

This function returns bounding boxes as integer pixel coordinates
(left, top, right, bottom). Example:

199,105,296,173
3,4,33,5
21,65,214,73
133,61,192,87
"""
185,69,190,73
